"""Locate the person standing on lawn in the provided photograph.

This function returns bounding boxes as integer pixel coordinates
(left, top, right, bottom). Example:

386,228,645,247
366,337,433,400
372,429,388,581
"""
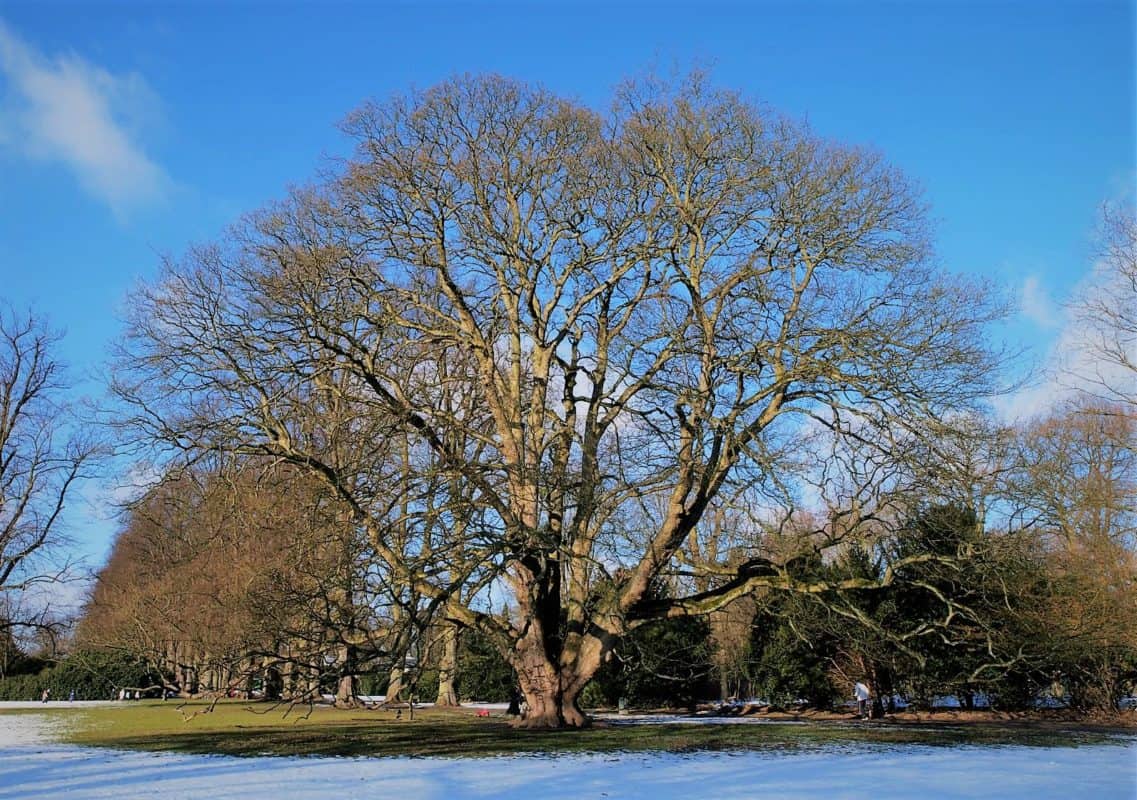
854,681,871,719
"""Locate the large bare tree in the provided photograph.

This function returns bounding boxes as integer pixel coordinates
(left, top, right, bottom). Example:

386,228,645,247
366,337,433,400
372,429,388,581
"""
115,73,1004,727
1,307,96,644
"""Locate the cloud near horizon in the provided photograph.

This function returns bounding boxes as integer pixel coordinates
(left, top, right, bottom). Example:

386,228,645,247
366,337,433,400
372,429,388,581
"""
996,262,1135,422
0,20,168,216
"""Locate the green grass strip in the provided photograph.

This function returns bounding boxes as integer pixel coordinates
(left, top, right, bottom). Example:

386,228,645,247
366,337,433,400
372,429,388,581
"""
8,701,1132,759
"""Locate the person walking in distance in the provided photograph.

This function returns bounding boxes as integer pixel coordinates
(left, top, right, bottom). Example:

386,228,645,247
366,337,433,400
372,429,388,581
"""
854,680,871,719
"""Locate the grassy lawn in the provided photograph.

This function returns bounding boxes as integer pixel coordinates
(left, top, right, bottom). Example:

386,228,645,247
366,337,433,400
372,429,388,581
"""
5,701,1128,759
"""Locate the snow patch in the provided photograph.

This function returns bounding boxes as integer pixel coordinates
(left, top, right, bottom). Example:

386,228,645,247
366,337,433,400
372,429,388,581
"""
0,711,1133,799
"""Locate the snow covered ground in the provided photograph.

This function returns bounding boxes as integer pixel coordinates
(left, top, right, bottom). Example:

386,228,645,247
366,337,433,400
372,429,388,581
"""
0,709,1134,799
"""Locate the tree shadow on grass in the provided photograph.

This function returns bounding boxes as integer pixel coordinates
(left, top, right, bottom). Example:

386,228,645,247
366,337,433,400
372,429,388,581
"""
91,718,1130,760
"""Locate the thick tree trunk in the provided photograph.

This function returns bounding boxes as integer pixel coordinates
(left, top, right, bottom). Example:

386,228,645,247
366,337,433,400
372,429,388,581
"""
509,633,601,729
517,684,587,728
435,622,461,707
514,670,588,728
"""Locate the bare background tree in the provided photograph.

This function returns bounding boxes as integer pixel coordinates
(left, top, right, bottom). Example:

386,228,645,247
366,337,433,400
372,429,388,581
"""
1066,201,1136,411
78,458,413,706
1004,398,1137,709
1,306,97,651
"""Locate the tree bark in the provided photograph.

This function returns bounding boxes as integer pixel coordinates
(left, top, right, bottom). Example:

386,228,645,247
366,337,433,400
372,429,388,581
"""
335,673,356,707
509,631,602,729
385,665,404,704
435,622,461,706
334,645,358,707
514,674,588,728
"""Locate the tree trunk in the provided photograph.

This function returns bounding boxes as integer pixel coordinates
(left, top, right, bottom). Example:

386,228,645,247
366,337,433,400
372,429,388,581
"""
335,673,357,707
524,691,587,728
435,622,461,706
386,665,404,704
335,645,358,707
515,675,588,728
264,664,283,701
281,657,295,700
509,632,601,729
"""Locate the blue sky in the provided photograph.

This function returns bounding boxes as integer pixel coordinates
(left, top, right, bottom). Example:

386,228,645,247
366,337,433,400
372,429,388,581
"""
1,0,1134,575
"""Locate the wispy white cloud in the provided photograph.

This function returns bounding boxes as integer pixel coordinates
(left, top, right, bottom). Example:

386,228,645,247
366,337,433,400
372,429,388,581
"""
0,20,168,216
996,261,1135,421
1019,274,1059,329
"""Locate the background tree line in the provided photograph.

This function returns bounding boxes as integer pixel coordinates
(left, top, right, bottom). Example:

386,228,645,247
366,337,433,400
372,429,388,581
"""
5,398,1125,713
